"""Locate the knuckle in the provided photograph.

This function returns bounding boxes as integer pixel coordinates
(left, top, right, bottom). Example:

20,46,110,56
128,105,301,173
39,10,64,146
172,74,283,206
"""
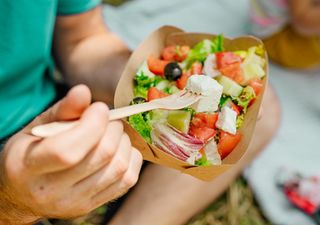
113,158,129,178
42,141,78,167
111,120,124,133
121,171,139,189
97,141,116,163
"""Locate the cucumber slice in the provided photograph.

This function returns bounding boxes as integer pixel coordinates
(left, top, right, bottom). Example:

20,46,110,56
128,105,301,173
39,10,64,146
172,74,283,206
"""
169,85,180,94
156,80,170,91
242,63,265,81
216,76,243,97
167,110,191,133
150,109,169,124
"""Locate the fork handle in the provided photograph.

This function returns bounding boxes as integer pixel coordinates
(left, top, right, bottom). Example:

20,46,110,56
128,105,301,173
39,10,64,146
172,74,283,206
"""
31,102,156,138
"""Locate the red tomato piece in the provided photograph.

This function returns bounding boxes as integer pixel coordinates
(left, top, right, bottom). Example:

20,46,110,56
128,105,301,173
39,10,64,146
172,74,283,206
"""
216,52,242,69
248,78,263,96
147,56,170,76
176,70,191,89
161,45,190,62
189,126,216,143
161,46,176,61
175,45,190,62
147,87,168,102
219,62,244,84
190,61,203,75
193,113,218,129
217,131,242,159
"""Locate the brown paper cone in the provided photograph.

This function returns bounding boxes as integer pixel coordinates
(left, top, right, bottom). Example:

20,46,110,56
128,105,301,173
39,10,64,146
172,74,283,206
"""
114,26,268,181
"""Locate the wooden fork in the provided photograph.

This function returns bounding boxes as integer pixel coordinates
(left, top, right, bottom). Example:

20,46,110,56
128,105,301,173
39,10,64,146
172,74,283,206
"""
31,90,201,138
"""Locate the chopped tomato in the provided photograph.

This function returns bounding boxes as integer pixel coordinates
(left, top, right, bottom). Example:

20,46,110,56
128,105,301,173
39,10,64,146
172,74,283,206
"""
175,45,190,62
176,70,191,89
216,52,242,69
189,113,218,142
219,62,244,84
217,131,242,159
147,87,168,101
161,45,190,62
189,126,216,143
190,61,203,74
176,61,203,89
161,46,176,61
193,113,219,129
248,78,263,96
147,56,170,76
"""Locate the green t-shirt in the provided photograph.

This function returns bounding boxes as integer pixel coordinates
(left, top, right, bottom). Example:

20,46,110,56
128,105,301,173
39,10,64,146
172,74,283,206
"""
0,0,100,139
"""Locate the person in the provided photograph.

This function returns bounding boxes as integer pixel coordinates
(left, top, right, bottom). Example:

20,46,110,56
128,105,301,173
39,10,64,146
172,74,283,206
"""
250,0,320,69
0,1,281,225
0,1,142,224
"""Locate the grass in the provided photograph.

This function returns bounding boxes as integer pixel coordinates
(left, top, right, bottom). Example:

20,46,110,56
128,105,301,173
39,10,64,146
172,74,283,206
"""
44,177,271,225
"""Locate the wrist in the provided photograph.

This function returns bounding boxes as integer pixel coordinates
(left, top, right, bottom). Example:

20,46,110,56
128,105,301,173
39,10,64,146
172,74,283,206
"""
0,152,40,224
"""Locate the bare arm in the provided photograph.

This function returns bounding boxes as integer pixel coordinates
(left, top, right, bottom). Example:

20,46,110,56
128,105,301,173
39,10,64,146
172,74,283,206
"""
288,0,320,35
53,6,131,104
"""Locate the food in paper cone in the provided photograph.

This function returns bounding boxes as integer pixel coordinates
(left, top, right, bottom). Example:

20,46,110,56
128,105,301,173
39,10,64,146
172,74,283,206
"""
114,26,267,180
126,35,266,166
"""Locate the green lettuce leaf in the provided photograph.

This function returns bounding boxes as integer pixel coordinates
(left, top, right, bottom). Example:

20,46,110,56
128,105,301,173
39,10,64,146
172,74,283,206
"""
233,86,256,112
134,73,164,98
183,34,224,69
128,113,152,143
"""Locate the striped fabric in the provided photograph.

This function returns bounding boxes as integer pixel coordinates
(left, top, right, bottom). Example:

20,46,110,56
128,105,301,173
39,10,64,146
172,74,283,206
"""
250,0,289,38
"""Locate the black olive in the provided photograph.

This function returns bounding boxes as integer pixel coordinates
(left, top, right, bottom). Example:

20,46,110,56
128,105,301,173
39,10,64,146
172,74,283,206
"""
164,62,182,81
130,97,146,105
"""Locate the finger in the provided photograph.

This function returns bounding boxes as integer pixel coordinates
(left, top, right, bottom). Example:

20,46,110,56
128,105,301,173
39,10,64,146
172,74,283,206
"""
89,148,143,209
25,102,109,174
27,85,91,129
72,133,132,197
51,121,124,184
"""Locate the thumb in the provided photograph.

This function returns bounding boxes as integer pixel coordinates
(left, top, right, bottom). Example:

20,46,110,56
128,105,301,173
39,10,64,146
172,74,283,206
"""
29,84,92,127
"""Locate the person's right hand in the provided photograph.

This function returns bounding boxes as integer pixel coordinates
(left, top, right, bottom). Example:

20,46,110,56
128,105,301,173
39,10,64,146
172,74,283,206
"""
0,85,143,224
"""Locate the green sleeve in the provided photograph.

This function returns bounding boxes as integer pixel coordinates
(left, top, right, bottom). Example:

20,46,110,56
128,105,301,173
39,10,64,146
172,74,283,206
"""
57,0,101,15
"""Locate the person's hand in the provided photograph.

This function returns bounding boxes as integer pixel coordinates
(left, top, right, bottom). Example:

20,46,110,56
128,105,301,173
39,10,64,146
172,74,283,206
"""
0,85,143,224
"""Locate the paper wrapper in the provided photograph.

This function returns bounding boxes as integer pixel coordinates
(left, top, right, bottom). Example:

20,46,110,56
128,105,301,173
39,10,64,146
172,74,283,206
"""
114,26,268,181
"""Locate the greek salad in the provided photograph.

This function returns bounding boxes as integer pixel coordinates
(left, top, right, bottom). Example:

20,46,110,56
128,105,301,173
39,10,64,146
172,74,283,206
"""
128,35,266,166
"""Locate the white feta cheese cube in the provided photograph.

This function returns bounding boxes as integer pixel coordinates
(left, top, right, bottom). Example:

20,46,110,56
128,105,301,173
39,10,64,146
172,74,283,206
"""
216,106,237,134
186,75,223,112
204,139,222,165
203,54,221,78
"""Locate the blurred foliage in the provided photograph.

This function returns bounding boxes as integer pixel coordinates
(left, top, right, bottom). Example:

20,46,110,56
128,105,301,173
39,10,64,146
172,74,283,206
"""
44,177,271,225
102,0,128,6
186,178,272,225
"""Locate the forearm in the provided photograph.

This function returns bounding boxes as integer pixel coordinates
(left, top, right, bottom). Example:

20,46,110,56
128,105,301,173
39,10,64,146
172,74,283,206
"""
57,31,131,104
0,152,39,225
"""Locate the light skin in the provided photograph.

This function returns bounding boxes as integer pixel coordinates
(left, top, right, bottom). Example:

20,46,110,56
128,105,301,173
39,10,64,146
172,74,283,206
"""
0,5,280,225
288,0,320,36
108,85,281,225
0,6,139,224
